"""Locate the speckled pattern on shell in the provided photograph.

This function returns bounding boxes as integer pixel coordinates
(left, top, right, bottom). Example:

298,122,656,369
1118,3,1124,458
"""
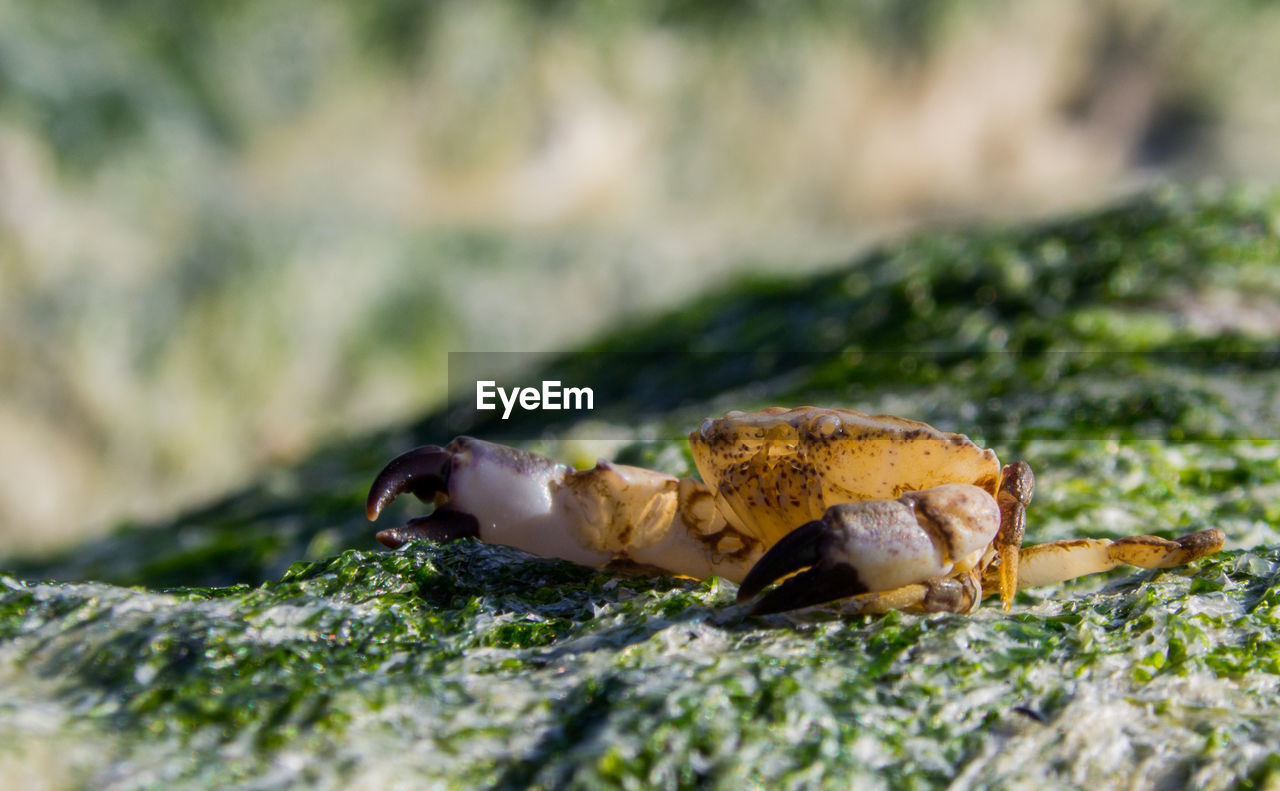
688,406,1002,545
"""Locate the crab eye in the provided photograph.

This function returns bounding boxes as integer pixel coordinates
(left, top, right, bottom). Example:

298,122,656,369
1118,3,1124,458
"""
810,413,842,437
699,418,716,441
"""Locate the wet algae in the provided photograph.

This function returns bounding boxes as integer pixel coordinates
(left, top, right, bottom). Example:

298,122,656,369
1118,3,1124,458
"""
3,188,1280,789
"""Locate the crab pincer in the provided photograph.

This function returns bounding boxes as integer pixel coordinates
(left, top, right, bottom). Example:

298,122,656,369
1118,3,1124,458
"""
365,445,480,547
736,484,1002,615
365,436,764,579
366,437,591,560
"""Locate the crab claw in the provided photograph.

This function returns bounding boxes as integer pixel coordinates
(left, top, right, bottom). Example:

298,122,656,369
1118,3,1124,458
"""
364,436,641,567
736,484,1001,615
365,444,452,521
367,444,477,548
735,519,867,615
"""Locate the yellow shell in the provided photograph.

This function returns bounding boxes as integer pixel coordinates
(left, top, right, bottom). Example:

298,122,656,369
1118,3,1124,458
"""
688,406,1001,546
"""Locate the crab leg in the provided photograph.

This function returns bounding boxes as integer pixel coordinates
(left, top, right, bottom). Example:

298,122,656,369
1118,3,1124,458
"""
366,437,765,581
836,572,984,616
980,528,1226,594
735,484,1001,615
993,461,1034,610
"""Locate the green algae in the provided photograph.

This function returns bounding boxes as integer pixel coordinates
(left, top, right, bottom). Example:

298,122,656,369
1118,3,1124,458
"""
3,187,1280,789
3,546,1279,789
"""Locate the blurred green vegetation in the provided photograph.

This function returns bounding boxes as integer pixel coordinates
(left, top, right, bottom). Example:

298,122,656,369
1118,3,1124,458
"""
3,0,1280,551
0,1,976,173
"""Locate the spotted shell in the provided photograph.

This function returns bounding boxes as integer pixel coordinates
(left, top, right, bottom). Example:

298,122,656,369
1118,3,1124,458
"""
687,406,1001,546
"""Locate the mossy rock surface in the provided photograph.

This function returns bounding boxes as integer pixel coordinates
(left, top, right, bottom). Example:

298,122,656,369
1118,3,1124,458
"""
4,188,1280,790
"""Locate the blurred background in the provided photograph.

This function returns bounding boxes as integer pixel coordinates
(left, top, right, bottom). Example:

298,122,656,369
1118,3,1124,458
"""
1,0,1278,553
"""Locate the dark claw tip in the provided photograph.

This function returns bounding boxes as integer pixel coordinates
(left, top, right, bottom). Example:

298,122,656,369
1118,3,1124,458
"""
737,518,870,615
747,565,868,615
376,528,410,549
736,519,830,604
366,445,452,521
375,508,481,549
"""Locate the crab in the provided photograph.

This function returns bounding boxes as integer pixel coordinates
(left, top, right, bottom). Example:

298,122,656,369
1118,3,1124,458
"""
366,406,1224,615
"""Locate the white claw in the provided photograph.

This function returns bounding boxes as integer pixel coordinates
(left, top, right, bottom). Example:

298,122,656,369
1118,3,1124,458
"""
444,438,611,567
437,438,762,580
815,484,999,593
